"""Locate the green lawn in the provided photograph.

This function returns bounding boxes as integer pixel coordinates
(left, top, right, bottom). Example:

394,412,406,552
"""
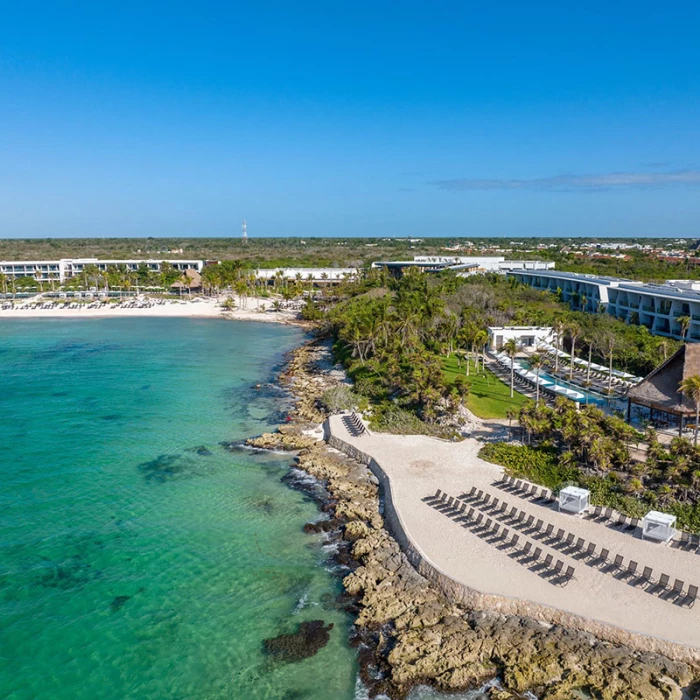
443,354,528,419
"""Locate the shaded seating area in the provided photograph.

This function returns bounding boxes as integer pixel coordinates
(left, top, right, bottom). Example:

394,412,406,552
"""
642,511,677,543
627,343,700,435
558,486,590,515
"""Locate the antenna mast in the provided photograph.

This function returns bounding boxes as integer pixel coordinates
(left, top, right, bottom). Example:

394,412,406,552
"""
242,219,248,244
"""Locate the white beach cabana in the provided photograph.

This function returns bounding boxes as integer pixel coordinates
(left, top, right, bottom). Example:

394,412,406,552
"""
642,511,677,543
558,486,590,515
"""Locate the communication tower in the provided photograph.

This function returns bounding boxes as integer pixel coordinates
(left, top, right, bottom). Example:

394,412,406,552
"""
242,219,248,244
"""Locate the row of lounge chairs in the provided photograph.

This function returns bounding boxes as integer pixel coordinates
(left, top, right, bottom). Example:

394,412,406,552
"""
499,475,700,552
430,489,575,585
342,411,370,437
453,486,698,607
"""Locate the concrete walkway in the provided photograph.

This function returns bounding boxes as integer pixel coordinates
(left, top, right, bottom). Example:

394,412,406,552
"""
328,414,700,654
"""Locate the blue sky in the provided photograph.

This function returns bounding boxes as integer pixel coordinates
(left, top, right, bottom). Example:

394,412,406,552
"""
1,1,699,238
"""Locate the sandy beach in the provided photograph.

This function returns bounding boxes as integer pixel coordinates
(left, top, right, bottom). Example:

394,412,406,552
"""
328,414,700,655
0,296,300,324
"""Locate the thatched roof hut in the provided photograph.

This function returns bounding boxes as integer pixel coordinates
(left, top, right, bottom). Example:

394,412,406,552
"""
628,344,700,417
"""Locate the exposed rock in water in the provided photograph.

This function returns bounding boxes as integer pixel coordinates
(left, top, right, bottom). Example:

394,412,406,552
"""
303,518,342,534
110,595,131,612
185,445,213,457
274,339,700,699
263,620,334,663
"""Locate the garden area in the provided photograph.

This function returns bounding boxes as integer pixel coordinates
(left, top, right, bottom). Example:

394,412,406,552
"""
443,355,528,419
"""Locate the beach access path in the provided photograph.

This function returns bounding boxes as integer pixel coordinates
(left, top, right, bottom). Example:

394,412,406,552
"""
0,296,299,324
327,414,700,654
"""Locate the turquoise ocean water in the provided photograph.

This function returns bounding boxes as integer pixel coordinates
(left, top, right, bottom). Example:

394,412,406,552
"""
0,318,359,700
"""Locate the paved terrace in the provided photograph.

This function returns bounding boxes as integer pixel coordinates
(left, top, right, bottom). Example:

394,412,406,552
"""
327,414,700,654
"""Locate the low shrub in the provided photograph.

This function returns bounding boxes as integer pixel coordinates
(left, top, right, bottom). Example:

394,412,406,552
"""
319,385,358,413
478,443,578,490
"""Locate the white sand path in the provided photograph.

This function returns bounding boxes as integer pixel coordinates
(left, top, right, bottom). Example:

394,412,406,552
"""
328,414,700,653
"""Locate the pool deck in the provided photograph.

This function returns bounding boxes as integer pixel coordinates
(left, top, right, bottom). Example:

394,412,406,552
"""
327,414,700,660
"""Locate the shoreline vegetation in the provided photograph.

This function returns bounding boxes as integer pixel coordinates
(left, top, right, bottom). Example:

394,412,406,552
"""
248,337,700,699
9,258,700,696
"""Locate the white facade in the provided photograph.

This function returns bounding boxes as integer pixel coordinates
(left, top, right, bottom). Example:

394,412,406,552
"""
254,267,358,283
508,269,700,342
0,258,203,283
412,256,554,273
487,326,554,351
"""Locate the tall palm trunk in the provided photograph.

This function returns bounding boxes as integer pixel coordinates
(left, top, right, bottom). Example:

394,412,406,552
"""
510,362,514,398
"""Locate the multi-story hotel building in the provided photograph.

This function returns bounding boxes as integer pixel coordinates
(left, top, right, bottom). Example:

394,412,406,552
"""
507,269,700,341
0,258,204,283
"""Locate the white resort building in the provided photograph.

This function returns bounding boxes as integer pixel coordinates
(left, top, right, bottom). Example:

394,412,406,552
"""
487,326,554,351
507,269,700,341
372,256,554,277
0,258,204,284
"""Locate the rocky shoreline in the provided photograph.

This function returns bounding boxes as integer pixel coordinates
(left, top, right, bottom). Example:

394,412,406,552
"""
248,337,700,700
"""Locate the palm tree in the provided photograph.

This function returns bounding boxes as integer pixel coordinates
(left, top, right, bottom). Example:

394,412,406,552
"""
506,406,518,439
583,335,594,385
503,338,519,398
677,315,691,341
529,353,543,404
566,322,581,382
473,329,488,373
553,319,565,374
679,374,700,446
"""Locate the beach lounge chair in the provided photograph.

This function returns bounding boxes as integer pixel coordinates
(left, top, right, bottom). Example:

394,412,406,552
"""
603,507,614,520
446,497,454,508
584,542,596,558
510,534,520,548
552,560,564,576
555,528,565,541
564,533,575,548
476,490,484,501
466,508,475,520
434,489,444,500
484,518,493,530
524,515,534,528
588,505,603,519
535,519,543,531
474,513,484,526
491,498,500,510
514,480,523,491
575,537,585,551
521,541,532,557
508,506,518,519
625,518,639,533
542,553,553,568
691,534,700,550
518,510,527,522
640,566,653,585
498,502,507,514
528,484,538,498
614,513,628,529
563,565,575,584
672,579,685,598
466,486,477,499
492,523,501,537
458,502,466,513
684,585,698,607
680,532,691,549
598,548,610,565
533,547,542,560
543,523,554,538
624,561,638,579
500,528,510,541
611,554,624,571
658,573,670,590
483,495,491,507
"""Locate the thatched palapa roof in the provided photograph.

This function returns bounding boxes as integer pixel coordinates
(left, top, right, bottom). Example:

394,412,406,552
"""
628,344,700,415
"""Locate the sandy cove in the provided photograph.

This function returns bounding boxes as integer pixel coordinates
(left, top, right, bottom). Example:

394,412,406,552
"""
0,295,301,324
249,338,700,700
